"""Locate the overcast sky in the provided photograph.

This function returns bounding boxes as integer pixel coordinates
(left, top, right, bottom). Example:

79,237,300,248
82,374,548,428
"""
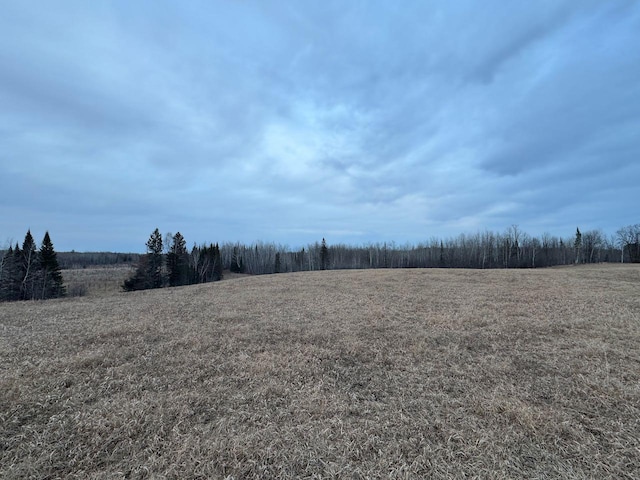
1,1,638,252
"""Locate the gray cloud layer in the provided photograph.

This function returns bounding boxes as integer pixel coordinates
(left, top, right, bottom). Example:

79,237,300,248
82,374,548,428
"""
1,1,638,251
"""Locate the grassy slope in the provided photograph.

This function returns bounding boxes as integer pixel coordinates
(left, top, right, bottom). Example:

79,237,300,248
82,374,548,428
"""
1,265,639,479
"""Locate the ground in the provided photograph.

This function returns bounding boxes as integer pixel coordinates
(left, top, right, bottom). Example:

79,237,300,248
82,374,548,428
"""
1,264,639,479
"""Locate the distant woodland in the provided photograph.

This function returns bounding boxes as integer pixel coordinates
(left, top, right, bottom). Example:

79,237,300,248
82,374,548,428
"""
1,224,639,300
121,224,640,292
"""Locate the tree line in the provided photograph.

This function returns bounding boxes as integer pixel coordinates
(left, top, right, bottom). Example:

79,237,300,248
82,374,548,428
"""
122,229,223,291
57,251,139,269
0,230,65,302
122,224,639,293
214,225,637,274
2,224,638,299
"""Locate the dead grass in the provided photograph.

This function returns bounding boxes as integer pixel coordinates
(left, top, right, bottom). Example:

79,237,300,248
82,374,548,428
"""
1,264,639,479
63,266,135,297
62,268,250,297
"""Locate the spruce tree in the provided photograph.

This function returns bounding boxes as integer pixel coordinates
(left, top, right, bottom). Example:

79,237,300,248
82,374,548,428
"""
202,244,215,282
10,244,23,300
320,238,329,270
574,228,582,265
123,255,151,291
146,228,164,288
0,247,9,301
274,252,281,273
20,230,38,300
167,232,189,286
123,228,164,291
0,246,21,301
39,231,66,299
188,243,223,283
213,243,223,281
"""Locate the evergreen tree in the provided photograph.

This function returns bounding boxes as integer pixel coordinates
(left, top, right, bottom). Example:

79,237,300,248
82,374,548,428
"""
201,243,223,281
298,248,305,271
510,239,520,268
123,228,164,291
574,227,582,264
0,231,62,302
0,247,9,301
167,232,190,287
146,228,164,288
189,244,202,284
20,230,38,300
123,255,152,291
213,243,223,281
187,243,223,284
274,252,281,273
320,238,329,270
201,244,215,282
38,231,66,299
0,246,22,302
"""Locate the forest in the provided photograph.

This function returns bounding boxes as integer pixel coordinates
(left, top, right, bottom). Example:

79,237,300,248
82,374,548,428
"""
111,224,640,292
0,230,65,301
1,224,639,300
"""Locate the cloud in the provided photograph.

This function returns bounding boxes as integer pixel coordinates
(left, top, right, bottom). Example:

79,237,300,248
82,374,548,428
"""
1,1,638,250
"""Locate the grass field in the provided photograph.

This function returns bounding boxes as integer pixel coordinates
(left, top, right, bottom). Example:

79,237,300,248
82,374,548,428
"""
63,266,136,297
1,265,639,478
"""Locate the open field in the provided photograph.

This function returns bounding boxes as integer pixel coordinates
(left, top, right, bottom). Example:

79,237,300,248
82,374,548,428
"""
1,265,639,478
63,266,136,297
62,267,250,297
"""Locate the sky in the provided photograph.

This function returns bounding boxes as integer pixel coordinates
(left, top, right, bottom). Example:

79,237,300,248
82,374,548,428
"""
1,1,639,252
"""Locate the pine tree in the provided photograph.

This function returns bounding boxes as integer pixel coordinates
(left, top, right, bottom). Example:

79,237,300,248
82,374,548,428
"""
274,252,281,273
0,248,7,301
167,232,190,287
123,228,164,291
38,231,66,299
123,255,151,291
213,243,223,281
0,246,21,302
20,230,39,300
146,228,164,288
574,227,582,265
202,244,215,282
0,247,8,301
320,238,329,270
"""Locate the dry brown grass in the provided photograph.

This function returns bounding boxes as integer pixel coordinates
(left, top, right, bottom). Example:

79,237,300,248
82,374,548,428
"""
63,266,135,297
1,264,639,479
62,268,249,297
